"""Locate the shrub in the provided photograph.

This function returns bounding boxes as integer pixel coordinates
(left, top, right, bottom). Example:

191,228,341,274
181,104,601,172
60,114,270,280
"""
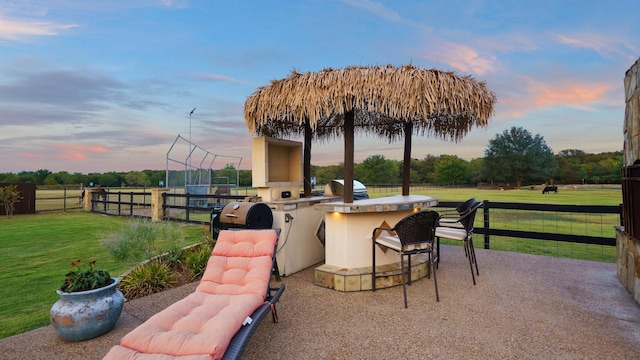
184,245,212,280
119,260,177,299
0,185,22,217
101,219,185,263
163,242,187,271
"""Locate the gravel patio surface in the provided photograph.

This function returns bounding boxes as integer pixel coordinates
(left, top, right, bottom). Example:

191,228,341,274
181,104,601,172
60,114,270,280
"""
2,244,640,359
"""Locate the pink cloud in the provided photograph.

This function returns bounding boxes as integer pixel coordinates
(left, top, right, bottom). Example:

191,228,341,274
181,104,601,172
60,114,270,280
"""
531,81,609,108
497,76,613,120
57,144,109,153
57,153,87,160
421,39,497,76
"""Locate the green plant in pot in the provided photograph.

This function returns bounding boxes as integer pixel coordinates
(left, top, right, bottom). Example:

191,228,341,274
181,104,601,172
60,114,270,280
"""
50,259,125,342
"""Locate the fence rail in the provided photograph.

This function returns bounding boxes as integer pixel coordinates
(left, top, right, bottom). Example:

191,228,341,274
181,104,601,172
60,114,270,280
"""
90,192,622,262
35,186,82,213
161,193,247,223
90,190,151,216
436,201,621,248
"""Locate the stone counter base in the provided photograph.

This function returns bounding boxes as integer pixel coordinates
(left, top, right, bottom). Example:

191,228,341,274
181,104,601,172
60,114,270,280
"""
314,254,431,292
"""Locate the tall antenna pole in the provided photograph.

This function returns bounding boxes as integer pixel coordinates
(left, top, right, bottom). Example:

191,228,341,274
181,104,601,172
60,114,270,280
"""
189,108,196,183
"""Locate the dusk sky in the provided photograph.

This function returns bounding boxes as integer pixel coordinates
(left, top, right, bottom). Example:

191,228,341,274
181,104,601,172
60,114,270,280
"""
1,1,636,174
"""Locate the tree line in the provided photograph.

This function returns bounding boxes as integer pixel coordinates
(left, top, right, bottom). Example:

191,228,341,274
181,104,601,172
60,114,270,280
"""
314,127,621,187
0,127,623,189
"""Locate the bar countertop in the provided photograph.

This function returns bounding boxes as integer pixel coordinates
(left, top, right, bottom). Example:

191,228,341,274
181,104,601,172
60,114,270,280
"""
313,194,438,213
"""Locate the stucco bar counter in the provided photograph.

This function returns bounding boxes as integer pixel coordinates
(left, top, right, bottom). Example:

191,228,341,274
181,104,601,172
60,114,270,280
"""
313,195,438,292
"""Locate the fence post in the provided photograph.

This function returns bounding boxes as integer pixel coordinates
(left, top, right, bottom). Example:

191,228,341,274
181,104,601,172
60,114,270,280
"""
150,188,169,221
162,192,168,219
619,203,624,227
83,188,100,211
483,200,490,249
185,193,191,221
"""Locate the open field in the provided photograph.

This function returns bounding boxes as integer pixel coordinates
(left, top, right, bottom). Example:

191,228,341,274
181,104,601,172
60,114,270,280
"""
0,212,207,339
370,184,621,205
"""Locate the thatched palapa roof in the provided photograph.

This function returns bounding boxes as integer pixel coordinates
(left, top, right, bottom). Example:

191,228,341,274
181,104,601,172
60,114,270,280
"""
243,64,496,202
244,64,496,142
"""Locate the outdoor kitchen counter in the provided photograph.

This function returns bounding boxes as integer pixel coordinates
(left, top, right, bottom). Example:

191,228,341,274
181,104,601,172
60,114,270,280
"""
313,194,438,213
313,195,439,291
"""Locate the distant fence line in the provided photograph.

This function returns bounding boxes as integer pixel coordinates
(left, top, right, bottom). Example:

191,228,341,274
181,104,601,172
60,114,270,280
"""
366,184,474,193
32,183,622,213
34,185,81,213
89,189,622,246
437,200,622,249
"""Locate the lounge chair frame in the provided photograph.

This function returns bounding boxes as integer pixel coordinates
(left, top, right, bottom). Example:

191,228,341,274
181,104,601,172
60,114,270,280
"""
222,229,285,360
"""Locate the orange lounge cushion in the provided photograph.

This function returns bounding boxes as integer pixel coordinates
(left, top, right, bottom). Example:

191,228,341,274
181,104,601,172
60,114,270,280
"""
115,292,264,358
196,255,274,296
104,345,213,359
103,229,278,359
209,229,278,259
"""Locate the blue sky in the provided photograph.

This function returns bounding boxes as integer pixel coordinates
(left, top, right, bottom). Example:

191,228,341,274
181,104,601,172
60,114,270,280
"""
0,0,636,173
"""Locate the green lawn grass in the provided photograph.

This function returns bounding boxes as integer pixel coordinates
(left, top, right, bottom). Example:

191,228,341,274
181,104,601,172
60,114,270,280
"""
0,212,207,339
369,185,621,206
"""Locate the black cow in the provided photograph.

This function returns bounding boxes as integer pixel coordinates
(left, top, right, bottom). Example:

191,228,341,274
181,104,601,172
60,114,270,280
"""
542,186,558,194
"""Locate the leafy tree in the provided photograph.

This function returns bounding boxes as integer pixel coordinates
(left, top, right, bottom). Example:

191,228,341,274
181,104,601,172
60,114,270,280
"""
34,169,52,185
419,154,439,183
238,170,252,187
214,164,239,186
355,155,399,184
469,158,484,183
312,164,344,187
70,172,89,186
0,184,22,217
435,155,471,185
555,150,622,184
0,173,19,183
142,170,165,187
89,172,123,187
124,171,151,187
17,171,36,183
43,175,59,185
408,158,424,183
483,127,557,188
53,171,72,185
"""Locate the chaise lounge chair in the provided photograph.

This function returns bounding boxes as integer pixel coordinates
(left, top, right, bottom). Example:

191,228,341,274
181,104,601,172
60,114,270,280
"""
103,228,285,360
